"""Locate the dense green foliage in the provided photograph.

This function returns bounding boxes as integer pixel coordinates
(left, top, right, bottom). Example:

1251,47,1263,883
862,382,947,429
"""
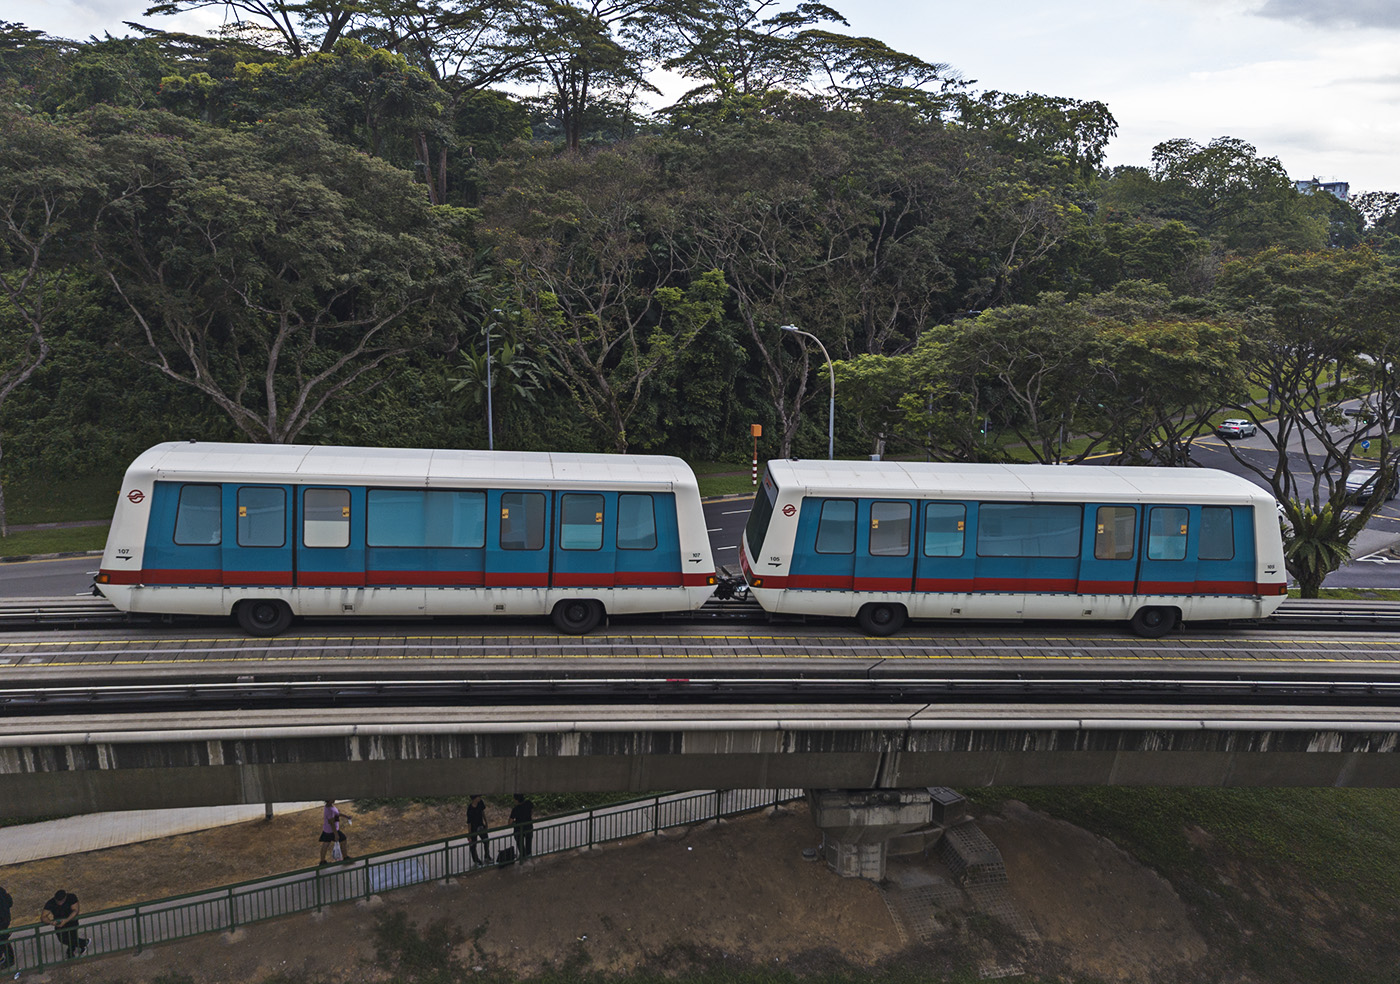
1,6,1398,586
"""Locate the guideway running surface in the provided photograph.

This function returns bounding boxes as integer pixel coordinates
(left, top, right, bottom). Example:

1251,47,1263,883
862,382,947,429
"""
3,625,1400,674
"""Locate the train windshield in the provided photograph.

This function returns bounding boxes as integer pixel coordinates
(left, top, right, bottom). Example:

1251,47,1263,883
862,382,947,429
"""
745,477,776,560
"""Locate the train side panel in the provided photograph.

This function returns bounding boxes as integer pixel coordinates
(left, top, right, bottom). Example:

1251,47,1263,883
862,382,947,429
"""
95,443,717,624
741,463,1287,629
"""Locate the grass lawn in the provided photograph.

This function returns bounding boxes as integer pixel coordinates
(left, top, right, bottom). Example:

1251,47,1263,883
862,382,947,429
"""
970,786,1400,984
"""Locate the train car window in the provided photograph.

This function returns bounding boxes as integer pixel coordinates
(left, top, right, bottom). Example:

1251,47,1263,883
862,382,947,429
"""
1198,506,1234,560
744,482,777,558
303,488,350,548
173,484,222,545
922,502,965,557
977,503,1081,557
869,500,911,557
237,486,285,547
617,494,657,550
367,490,485,548
815,499,856,554
560,493,605,550
1147,507,1189,561
1094,506,1136,560
500,492,546,551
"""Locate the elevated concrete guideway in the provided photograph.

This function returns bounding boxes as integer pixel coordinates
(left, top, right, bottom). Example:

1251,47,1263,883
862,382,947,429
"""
2,701,1400,816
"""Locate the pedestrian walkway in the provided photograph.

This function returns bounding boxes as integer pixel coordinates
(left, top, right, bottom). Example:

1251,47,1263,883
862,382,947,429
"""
0,802,323,865
0,789,799,974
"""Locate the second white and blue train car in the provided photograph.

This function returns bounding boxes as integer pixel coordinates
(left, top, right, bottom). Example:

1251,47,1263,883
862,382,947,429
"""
95,442,717,635
740,460,1288,637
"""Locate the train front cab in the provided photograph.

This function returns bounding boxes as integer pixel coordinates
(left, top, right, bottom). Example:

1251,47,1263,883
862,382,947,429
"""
116,479,705,635
744,482,1278,638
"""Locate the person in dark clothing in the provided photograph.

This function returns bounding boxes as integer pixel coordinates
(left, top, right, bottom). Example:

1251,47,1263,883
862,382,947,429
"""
0,884,14,969
41,888,87,959
509,794,534,861
467,794,492,867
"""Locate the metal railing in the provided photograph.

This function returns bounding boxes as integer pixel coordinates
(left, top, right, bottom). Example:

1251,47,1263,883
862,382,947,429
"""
1,788,802,972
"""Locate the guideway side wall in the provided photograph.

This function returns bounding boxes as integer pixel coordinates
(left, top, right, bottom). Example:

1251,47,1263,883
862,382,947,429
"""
3,715,1400,816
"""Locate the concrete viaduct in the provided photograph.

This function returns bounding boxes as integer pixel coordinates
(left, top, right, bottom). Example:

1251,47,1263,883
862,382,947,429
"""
3,702,1399,818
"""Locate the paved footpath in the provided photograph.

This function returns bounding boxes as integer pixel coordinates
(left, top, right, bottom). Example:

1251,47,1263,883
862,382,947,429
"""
0,802,324,865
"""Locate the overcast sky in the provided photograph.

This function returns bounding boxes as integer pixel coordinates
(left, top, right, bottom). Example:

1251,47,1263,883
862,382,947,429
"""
7,0,1399,194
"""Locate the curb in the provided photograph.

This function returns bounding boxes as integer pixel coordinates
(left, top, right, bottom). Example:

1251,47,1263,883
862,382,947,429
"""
0,550,103,564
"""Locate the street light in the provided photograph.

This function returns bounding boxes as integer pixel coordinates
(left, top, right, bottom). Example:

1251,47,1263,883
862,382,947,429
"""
781,324,834,460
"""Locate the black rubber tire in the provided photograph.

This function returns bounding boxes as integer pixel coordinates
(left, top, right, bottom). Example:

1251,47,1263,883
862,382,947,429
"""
856,603,906,637
1129,606,1179,639
236,599,293,637
552,599,604,634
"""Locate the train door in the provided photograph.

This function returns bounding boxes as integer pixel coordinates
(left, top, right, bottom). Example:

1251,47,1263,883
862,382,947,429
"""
613,492,683,586
973,503,1082,616
913,501,975,593
854,499,917,591
486,489,551,587
788,497,856,590
222,484,294,587
552,491,615,587
295,486,366,587
364,489,487,587
1077,504,1139,595
1136,504,1198,594
1193,505,1256,594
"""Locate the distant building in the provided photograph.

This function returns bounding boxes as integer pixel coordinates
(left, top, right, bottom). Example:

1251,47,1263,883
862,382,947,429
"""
1295,177,1350,201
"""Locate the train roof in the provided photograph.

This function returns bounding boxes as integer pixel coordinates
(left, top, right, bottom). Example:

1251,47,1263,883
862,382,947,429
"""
126,442,698,490
764,459,1274,505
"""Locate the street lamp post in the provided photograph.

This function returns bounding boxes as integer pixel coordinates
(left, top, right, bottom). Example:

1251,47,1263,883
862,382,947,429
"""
781,324,834,460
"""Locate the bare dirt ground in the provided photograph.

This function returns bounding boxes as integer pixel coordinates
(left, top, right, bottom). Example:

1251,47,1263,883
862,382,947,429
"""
0,797,1213,983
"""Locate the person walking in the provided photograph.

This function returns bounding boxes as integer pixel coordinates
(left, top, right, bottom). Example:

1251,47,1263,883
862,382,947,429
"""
467,794,492,867
319,800,353,864
509,793,534,861
40,888,86,959
0,884,14,970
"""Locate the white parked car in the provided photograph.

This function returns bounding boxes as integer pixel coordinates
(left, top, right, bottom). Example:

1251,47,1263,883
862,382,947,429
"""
1216,419,1257,439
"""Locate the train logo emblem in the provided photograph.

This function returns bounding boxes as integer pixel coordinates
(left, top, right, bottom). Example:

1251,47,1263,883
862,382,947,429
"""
126,489,146,504
782,504,796,516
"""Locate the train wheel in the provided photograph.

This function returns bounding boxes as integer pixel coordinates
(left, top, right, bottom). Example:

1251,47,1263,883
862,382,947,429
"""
237,599,293,637
552,599,603,634
1128,606,1178,639
856,603,906,637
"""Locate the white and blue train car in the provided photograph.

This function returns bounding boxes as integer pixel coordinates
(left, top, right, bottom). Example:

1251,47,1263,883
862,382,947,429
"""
740,460,1288,637
96,442,718,635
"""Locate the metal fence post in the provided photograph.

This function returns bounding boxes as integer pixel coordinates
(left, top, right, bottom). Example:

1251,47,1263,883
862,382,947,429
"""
652,795,659,836
443,841,451,882
32,925,44,973
314,866,323,912
134,903,144,954
716,790,722,823
364,859,373,901
588,809,595,850
227,887,237,933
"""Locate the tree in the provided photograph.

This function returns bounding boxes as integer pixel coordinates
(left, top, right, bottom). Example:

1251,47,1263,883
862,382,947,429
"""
482,144,727,452
143,0,357,57
88,107,480,443
1149,137,1329,251
833,282,1246,466
513,0,697,152
1213,247,1400,596
0,101,101,533
957,91,1117,182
